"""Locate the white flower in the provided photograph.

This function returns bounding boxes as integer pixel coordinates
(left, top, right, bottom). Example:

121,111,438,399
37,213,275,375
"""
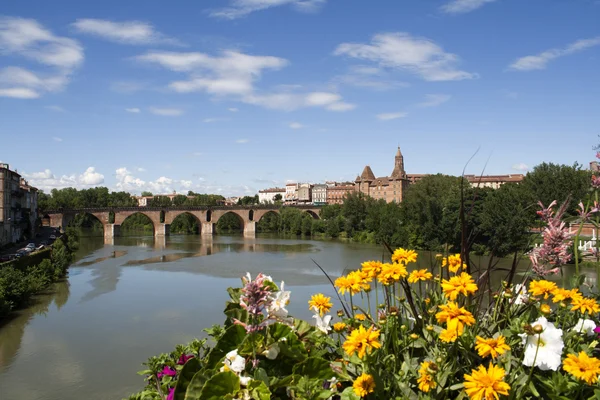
519,316,564,371
572,318,597,336
267,281,291,319
513,283,528,305
239,375,252,386
221,349,245,374
312,307,332,333
262,343,280,360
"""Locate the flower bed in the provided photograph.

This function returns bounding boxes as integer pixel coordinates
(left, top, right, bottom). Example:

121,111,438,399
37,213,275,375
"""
126,245,600,400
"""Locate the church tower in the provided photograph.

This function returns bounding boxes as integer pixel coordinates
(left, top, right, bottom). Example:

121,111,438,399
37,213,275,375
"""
390,146,406,179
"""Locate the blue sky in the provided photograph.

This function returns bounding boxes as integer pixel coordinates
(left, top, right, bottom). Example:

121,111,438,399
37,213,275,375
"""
1,0,599,196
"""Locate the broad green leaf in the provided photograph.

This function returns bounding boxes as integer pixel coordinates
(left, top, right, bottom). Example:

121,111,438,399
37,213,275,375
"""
197,371,240,400
248,380,271,400
183,371,209,400
206,324,246,368
292,357,335,381
226,287,242,303
340,386,360,400
174,358,201,400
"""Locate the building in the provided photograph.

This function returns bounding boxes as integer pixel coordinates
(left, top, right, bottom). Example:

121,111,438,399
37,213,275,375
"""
355,147,411,203
0,163,38,246
463,174,524,189
258,187,286,204
297,183,312,204
312,184,327,205
132,191,193,206
285,183,298,204
326,183,355,205
591,161,599,172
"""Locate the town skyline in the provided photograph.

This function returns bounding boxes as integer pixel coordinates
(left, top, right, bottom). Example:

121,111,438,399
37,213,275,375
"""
1,0,599,196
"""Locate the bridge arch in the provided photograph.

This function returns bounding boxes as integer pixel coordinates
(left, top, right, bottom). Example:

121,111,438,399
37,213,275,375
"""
214,211,245,234
64,212,106,235
169,212,202,235
118,212,156,236
304,210,320,219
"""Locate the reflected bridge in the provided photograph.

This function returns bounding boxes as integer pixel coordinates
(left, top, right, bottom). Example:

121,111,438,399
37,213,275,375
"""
41,205,322,239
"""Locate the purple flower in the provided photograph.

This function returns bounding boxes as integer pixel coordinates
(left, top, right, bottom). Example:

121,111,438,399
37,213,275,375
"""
157,366,177,379
177,354,194,365
166,388,174,400
594,326,600,335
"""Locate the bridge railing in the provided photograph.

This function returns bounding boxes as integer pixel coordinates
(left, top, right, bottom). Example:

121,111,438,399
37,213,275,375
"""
42,204,323,214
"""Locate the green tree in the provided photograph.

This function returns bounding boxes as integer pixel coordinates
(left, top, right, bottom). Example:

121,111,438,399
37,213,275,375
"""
237,195,259,205
273,193,282,201
141,191,153,197
150,196,173,207
522,162,590,215
172,195,188,206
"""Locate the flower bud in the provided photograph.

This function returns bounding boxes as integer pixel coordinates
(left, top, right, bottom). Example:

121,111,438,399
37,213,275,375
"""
533,324,544,334
378,303,386,309
337,310,344,317
540,304,551,315
398,297,406,303
426,325,434,331
352,305,359,311
363,285,372,293
436,357,442,364
410,333,419,340
400,324,407,331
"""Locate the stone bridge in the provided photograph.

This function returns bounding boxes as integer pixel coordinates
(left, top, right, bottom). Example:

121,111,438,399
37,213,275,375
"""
41,205,322,238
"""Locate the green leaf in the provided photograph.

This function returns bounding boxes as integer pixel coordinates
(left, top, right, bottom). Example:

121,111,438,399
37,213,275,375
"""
206,324,246,368
529,380,540,398
253,368,269,386
247,380,271,400
448,383,465,391
226,287,242,303
174,358,201,400
197,371,240,400
340,386,360,400
292,357,335,381
183,371,209,400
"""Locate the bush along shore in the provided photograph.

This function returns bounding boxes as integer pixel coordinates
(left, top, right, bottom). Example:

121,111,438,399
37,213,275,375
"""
126,203,600,400
0,229,78,320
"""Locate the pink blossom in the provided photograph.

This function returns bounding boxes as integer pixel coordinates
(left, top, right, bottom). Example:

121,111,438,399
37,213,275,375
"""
166,388,174,400
177,354,194,365
592,175,600,189
531,200,573,276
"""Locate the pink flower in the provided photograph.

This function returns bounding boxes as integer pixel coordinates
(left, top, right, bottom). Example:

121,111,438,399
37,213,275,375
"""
177,354,194,365
157,366,176,380
592,175,600,189
532,199,573,276
166,388,174,400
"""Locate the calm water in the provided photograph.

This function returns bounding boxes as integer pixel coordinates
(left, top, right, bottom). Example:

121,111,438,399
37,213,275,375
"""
0,234,592,400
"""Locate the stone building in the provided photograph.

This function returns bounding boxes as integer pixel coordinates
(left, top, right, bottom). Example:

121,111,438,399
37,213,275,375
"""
285,183,298,204
0,163,38,246
355,147,411,203
326,183,355,205
312,184,327,205
258,187,286,204
297,183,312,204
464,174,524,189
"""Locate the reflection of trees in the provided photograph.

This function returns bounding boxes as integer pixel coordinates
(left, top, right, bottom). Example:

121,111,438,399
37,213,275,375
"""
0,280,70,371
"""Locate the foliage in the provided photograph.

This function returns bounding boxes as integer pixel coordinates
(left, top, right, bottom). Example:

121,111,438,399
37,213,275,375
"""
0,232,77,320
38,187,137,211
256,212,281,233
238,195,260,206
216,213,243,234
171,213,200,234
151,196,174,207
121,213,155,233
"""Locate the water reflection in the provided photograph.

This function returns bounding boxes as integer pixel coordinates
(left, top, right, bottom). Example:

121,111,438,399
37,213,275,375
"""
0,280,70,372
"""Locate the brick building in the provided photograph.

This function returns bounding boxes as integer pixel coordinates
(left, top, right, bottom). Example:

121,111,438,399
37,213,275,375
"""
355,147,411,203
326,183,355,205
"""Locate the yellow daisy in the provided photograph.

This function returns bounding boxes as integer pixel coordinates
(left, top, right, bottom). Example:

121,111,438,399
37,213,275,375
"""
463,363,510,400
308,293,332,316
408,269,433,283
563,351,600,385
475,336,511,359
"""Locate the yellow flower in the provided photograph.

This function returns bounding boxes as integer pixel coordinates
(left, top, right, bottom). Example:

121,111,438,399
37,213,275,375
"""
475,336,511,359
440,328,459,343
391,248,418,265
552,288,582,303
361,260,383,279
342,325,381,358
336,272,370,296
563,351,600,385
353,373,375,397
308,293,332,316
335,275,352,295
464,363,510,400
436,301,476,338
528,280,557,299
333,322,347,332
571,296,600,316
377,262,408,285
355,313,366,321
441,272,478,301
540,303,552,315
408,269,433,283
417,361,437,393
446,254,465,273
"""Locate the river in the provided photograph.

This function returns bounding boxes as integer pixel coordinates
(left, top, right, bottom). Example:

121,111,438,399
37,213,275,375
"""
0,234,590,400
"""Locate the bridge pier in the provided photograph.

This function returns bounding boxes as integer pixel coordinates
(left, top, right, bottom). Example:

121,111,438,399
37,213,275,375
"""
243,221,256,237
155,223,170,237
201,222,213,236
104,224,121,239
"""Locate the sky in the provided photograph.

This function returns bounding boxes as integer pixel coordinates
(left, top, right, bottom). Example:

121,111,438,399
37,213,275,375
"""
0,0,599,196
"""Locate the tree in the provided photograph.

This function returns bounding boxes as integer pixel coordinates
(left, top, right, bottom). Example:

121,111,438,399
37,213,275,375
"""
273,194,282,201
150,196,173,207
237,195,259,206
172,195,188,206
141,191,153,197
522,162,590,216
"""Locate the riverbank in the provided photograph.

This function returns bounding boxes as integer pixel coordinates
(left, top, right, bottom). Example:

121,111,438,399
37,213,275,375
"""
0,230,78,321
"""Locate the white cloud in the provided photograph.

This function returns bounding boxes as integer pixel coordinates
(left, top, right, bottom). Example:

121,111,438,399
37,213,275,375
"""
110,81,147,94
228,107,239,112
114,167,196,194
376,111,408,121
334,32,477,81
210,0,327,19
136,49,354,112
52,136,63,142
72,18,180,45
512,163,529,172
289,122,304,129
23,167,104,191
45,105,65,112
203,117,227,123
236,139,249,144
333,65,410,91
125,108,141,113
136,167,146,172
440,0,498,14
326,102,356,112
0,17,83,98
417,94,451,107
149,107,184,116
509,36,600,71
